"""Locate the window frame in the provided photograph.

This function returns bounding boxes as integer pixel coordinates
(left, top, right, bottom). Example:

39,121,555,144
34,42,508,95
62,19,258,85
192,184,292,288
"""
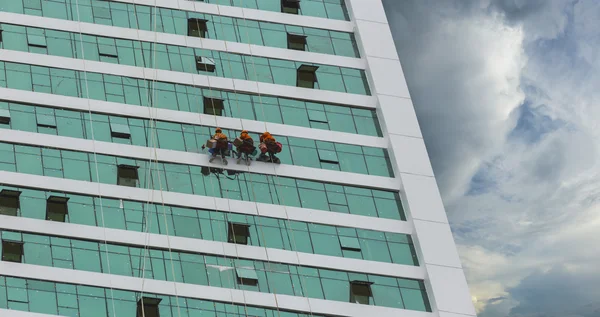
281,0,301,14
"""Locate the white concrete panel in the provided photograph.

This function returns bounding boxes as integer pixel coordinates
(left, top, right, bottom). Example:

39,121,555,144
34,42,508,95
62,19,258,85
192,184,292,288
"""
0,171,409,234
400,173,449,224
438,311,477,317
377,95,423,138
366,56,411,98
355,20,400,60
413,220,462,269
0,49,375,108
389,135,435,177
427,264,477,316
307,297,432,317
346,0,389,24
0,310,65,317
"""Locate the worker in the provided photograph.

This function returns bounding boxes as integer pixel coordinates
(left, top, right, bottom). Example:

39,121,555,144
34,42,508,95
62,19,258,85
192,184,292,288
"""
202,127,229,164
257,131,281,164
235,130,256,165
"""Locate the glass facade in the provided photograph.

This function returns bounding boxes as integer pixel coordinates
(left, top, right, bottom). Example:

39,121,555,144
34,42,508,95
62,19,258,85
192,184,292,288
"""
0,101,392,177
0,0,360,57
192,0,350,21
0,0,437,315
0,276,329,316
0,24,370,95
0,142,405,220
0,62,382,136
0,185,418,265
0,230,429,310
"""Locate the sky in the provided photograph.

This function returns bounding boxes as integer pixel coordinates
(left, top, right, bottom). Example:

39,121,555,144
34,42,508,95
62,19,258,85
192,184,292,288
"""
381,1,600,316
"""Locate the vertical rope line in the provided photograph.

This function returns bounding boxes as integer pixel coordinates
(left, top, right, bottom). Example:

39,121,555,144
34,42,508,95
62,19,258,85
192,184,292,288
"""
72,0,117,315
235,2,318,315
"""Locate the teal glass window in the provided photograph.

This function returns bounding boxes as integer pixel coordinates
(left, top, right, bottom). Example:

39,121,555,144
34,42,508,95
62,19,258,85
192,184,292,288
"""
0,24,369,95
236,268,259,285
0,229,432,311
9,0,358,57
1,240,23,262
0,276,337,317
109,123,131,139
0,185,420,266
0,101,392,176
0,190,20,216
0,61,380,136
0,141,402,218
36,113,56,128
339,236,360,251
192,0,350,21
26,34,46,47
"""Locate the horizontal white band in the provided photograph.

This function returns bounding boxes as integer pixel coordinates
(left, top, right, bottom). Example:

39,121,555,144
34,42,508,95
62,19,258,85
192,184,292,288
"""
0,215,424,279
0,12,364,70
116,0,354,33
0,171,411,234
0,310,64,317
0,87,386,148
0,49,376,109
0,262,432,317
0,129,398,191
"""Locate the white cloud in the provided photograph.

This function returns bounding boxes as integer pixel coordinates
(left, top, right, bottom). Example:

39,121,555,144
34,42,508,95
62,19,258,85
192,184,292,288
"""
383,0,600,316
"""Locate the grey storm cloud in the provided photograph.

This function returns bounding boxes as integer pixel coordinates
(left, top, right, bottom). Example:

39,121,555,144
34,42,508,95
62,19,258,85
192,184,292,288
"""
382,0,600,316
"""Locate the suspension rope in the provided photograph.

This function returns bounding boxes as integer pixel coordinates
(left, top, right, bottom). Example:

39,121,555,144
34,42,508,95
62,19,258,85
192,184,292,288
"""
235,2,317,315
129,2,184,317
72,0,117,315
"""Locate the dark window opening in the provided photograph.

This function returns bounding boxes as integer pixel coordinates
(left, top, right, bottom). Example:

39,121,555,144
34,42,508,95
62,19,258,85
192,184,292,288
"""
281,0,300,14
2,240,23,263
117,165,139,187
46,196,69,222
137,297,161,317
0,28,3,43
350,281,373,305
203,97,225,116
195,56,216,72
287,33,307,51
188,18,208,38
228,222,250,245
297,65,318,89
0,190,20,216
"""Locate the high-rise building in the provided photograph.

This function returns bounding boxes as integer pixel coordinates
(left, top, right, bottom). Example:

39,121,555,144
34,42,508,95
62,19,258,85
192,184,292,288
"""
0,0,475,316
